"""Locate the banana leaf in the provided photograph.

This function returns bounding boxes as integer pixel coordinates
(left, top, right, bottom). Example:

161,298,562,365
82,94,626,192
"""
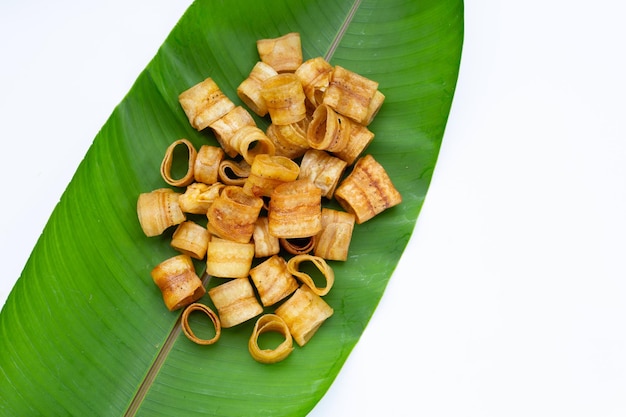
0,0,463,415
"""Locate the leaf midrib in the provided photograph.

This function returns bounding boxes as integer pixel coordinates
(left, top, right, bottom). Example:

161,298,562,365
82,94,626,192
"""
122,1,362,414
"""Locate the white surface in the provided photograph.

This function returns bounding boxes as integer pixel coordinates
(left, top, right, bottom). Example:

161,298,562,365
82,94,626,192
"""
1,1,626,416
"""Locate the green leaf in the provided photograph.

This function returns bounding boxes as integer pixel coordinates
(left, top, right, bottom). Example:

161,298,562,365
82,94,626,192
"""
0,0,463,415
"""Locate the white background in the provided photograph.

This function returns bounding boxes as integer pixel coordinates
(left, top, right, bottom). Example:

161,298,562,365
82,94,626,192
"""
1,1,626,416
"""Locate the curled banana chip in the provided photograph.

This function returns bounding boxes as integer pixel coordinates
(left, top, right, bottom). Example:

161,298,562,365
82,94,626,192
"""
237,61,278,117
171,221,210,260
249,255,298,307
178,182,225,215
268,179,322,239
182,303,221,345
323,66,379,125
266,119,310,159
207,185,264,244
151,254,205,311
334,154,402,224
295,56,333,108
248,314,294,364
286,254,334,296
206,237,255,279
228,125,276,166
261,73,307,126
256,32,302,73
314,208,356,261
307,104,351,153
274,285,334,347
178,77,235,131
193,145,225,185
160,138,197,188
243,154,300,197
137,188,186,237
208,278,263,328
210,106,257,158
218,159,251,186
332,122,375,166
298,149,347,199
252,217,280,258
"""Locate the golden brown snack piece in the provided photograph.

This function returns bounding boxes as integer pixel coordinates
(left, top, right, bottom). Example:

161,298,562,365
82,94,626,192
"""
314,208,356,261
178,77,235,131
194,145,225,185
268,179,322,239
249,255,298,307
334,154,402,224
323,66,379,125
256,32,302,73
205,237,255,278
306,104,352,153
151,254,205,311
208,278,263,328
295,57,333,108
237,61,279,117
182,303,221,345
137,188,186,237
209,106,257,158
178,182,225,215
243,154,300,197
252,217,280,258
228,125,276,166
248,314,294,364
274,285,333,347
266,119,310,159
218,159,251,186
261,73,307,125
286,254,334,296
171,221,210,260
332,122,375,166
207,185,264,243
298,149,347,198
160,138,197,188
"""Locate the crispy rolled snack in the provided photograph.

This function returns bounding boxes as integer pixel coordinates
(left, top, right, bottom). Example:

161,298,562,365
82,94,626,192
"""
248,314,294,364
208,278,263,328
249,255,298,307
252,217,280,258
279,236,316,255
274,285,333,347
332,122,375,166
206,237,255,278
137,188,186,237
209,106,257,158
178,182,224,215
314,208,355,261
286,254,334,296
207,185,264,243
228,125,276,166
243,154,300,197
194,145,225,184
218,159,251,186
298,149,347,198
306,104,352,153
295,57,333,108
268,179,322,239
266,119,310,159
323,66,379,125
261,73,307,125
151,254,205,311
171,221,210,260
179,77,235,131
237,61,278,117
181,303,221,345
334,154,402,224
160,138,197,188
256,32,302,73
